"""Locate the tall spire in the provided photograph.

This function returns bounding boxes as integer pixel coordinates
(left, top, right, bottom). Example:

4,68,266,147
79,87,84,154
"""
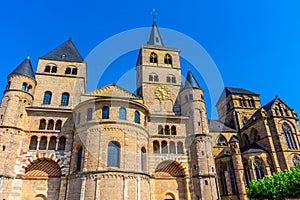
9,57,35,80
40,39,83,62
183,68,201,89
147,9,164,46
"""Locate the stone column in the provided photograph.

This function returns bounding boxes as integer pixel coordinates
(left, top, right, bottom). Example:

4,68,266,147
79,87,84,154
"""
80,177,86,200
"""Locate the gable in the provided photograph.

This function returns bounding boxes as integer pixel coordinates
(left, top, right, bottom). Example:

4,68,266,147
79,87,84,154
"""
84,84,140,99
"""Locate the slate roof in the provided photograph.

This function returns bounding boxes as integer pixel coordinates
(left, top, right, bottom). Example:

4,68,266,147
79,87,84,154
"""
147,20,164,46
229,135,239,143
183,69,201,90
9,57,35,80
40,39,83,62
217,87,258,104
241,142,266,154
263,97,277,111
215,148,231,159
208,120,236,132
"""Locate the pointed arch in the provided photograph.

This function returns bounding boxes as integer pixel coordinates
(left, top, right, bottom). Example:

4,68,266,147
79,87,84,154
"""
216,134,228,146
150,52,158,63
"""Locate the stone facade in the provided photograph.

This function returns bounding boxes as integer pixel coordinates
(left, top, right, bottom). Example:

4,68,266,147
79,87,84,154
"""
0,21,299,200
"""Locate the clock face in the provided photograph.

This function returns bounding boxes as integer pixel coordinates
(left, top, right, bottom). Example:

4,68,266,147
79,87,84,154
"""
155,86,170,100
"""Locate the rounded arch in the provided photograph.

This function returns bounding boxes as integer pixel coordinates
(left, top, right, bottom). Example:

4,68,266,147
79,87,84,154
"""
24,158,62,178
154,160,186,178
34,194,47,200
164,192,175,200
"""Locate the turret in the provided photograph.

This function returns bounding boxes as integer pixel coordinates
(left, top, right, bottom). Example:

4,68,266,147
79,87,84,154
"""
229,136,247,200
0,57,36,127
180,69,218,200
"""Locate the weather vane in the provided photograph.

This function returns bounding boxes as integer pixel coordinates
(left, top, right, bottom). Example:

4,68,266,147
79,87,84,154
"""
151,9,157,21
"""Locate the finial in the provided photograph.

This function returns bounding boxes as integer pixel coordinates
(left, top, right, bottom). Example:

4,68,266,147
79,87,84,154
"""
69,32,72,40
151,9,157,22
188,66,190,71
275,94,278,98
27,54,30,60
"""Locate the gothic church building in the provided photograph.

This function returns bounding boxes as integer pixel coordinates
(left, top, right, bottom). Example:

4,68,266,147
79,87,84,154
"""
0,21,299,200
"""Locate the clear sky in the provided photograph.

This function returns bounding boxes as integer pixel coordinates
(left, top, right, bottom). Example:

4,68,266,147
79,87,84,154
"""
0,1,299,119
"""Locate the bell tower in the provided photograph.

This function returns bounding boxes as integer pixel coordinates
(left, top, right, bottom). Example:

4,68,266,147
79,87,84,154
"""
136,19,182,114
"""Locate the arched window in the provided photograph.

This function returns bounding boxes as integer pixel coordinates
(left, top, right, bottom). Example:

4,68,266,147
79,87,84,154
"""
171,76,176,83
244,134,250,146
65,67,71,74
119,107,126,120
27,85,32,93
252,129,260,141
61,92,69,106
76,146,83,171
134,111,140,124
169,141,176,154
177,141,183,154
87,108,93,121
22,83,27,91
283,122,298,150
51,66,57,73
243,160,252,184
171,126,176,135
39,119,46,130
189,94,193,101
166,76,171,83
164,125,170,135
164,54,172,65
150,52,158,63
47,119,54,130
44,66,51,72
43,91,52,105
293,156,300,167
55,120,62,130
102,106,109,119
149,75,153,81
161,140,168,154
153,141,160,153
6,81,11,90
219,165,228,195
58,136,66,150
48,136,57,150
39,136,47,150
254,159,265,180
229,168,237,194
72,68,78,75
154,75,159,82
158,125,163,135
29,136,38,150
107,142,120,167
141,147,146,171
217,135,228,146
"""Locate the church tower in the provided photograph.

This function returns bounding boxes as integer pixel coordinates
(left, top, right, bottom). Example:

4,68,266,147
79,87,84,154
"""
216,87,261,131
180,70,218,200
0,57,36,196
136,19,182,114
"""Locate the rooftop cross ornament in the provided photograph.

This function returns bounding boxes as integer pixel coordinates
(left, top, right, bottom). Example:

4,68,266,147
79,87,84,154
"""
151,9,157,22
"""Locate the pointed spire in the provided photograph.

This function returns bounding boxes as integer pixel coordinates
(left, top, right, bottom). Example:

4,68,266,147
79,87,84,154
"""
147,10,164,46
40,39,83,62
183,68,201,89
10,57,35,80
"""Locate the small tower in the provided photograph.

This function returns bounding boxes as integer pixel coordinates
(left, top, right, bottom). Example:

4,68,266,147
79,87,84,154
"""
0,57,36,192
0,56,36,127
229,136,247,200
180,69,218,200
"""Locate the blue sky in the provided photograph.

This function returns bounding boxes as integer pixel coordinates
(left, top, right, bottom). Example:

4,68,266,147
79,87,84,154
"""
0,1,300,119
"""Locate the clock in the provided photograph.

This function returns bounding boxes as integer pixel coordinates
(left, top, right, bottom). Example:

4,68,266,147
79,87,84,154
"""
155,86,170,100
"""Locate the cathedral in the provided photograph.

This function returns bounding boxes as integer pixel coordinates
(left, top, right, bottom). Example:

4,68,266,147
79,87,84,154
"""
0,20,299,200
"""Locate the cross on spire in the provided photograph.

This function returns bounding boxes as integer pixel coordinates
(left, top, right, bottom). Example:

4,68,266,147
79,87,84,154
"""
151,9,157,22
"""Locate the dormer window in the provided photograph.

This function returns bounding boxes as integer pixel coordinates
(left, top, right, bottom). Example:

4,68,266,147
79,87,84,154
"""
150,52,158,63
